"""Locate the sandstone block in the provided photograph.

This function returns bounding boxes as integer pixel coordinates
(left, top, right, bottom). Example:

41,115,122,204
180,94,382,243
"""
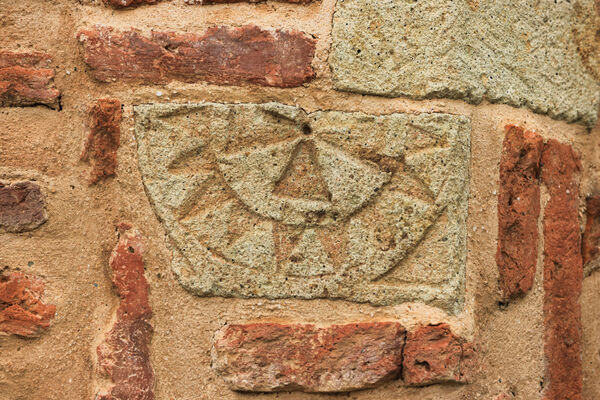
81,99,122,185
134,103,471,312
541,140,583,400
96,225,154,400
0,51,60,109
78,26,315,88
0,181,47,233
496,125,543,301
330,0,600,127
212,322,405,392
0,271,56,337
402,323,475,386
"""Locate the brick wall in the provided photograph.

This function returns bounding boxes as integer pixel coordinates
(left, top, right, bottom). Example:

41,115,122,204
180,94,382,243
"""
1,0,599,399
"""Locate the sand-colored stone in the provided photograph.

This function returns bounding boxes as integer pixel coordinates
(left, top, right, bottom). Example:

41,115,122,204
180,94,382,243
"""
135,102,470,312
330,0,600,127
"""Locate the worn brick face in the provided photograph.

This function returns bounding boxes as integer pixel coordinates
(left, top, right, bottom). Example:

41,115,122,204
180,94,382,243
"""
0,51,60,109
212,322,405,392
496,125,543,301
583,195,600,276
540,140,583,400
402,323,475,386
96,225,154,400
78,26,315,88
103,0,160,8
0,181,47,233
81,99,122,185
194,0,313,4
0,271,56,337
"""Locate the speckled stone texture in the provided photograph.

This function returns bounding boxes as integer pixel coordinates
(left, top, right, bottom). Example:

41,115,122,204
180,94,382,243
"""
212,322,405,392
134,102,470,312
330,0,600,127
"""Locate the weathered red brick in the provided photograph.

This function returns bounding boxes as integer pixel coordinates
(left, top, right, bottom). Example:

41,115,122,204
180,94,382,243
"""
0,271,56,337
96,224,154,400
0,51,60,109
0,181,47,233
540,140,583,400
195,0,312,4
78,25,315,88
496,125,543,301
402,323,476,386
583,195,600,276
212,322,405,392
81,99,122,185
104,0,160,8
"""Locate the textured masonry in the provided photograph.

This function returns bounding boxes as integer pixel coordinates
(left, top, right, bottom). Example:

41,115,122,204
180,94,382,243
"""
330,0,600,127
212,322,474,392
81,99,122,185
96,225,154,400
496,125,543,301
0,271,56,337
0,51,60,109
134,102,471,312
541,140,583,400
212,322,406,392
0,181,48,233
78,26,315,88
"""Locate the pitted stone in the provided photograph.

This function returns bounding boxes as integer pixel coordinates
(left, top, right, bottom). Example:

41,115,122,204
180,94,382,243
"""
330,0,600,127
134,103,470,312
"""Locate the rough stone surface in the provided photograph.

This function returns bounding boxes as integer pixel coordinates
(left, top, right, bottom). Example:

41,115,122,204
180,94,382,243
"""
96,224,154,400
496,125,543,301
0,51,60,109
103,0,160,8
541,140,583,400
583,196,600,277
212,322,405,392
0,271,56,337
330,0,600,127
81,99,122,185
135,102,470,312
78,26,315,88
402,323,475,386
0,181,48,233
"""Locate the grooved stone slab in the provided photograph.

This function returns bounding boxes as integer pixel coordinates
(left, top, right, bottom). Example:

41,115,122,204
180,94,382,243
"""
330,0,600,127
134,103,470,312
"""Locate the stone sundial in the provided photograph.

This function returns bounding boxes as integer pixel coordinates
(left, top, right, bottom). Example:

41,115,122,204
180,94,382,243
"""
134,102,470,312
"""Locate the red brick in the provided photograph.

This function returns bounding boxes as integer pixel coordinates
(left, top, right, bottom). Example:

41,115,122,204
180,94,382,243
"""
104,0,160,8
81,99,122,185
0,51,60,109
402,323,476,386
582,195,600,276
0,181,47,233
540,140,583,400
496,125,543,301
212,322,405,392
195,0,312,4
96,224,154,400
0,271,56,337
78,25,315,88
